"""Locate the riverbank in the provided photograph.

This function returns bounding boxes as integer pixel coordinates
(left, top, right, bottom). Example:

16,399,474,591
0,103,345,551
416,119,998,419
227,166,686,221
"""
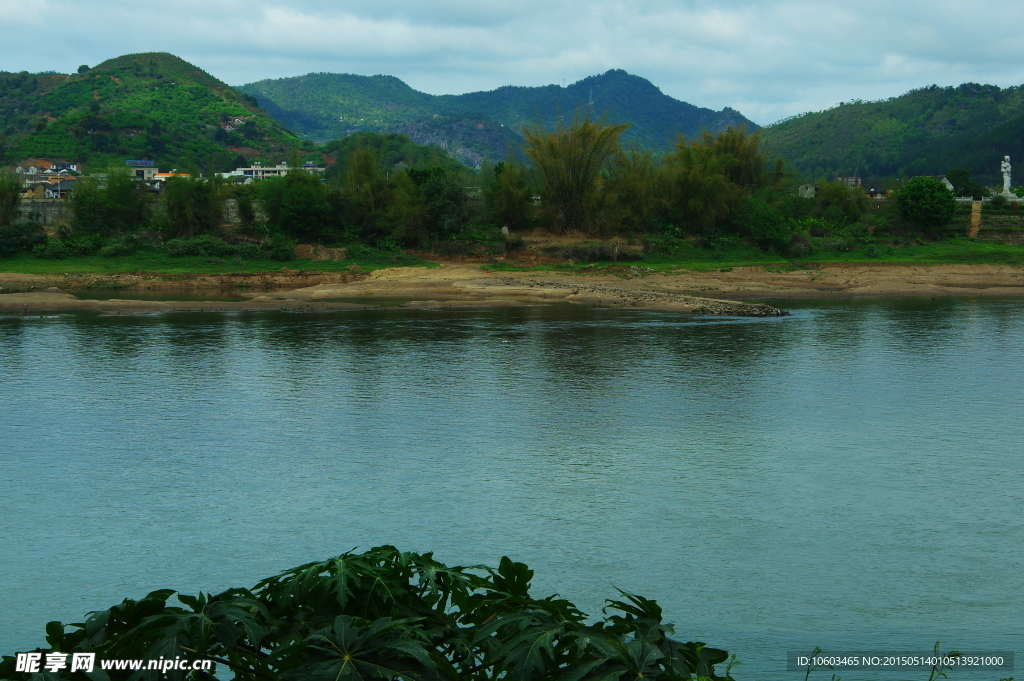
2,262,1024,315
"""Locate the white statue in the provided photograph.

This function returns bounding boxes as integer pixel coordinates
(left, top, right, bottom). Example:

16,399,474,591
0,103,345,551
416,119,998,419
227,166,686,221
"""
1002,155,1012,194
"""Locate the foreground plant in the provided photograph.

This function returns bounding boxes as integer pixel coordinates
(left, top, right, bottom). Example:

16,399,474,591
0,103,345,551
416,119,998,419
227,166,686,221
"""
0,546,732,681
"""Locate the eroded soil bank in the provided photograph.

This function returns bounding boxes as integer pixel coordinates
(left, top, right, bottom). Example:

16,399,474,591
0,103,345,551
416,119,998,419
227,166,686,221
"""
3,262,1024,315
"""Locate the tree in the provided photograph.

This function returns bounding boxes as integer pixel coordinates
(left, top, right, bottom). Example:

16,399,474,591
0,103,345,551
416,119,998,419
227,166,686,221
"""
813,180,868,225
523,112,629,233
945,168,987,200
658,139,738,235
70,170,152,235
163,176,226,238
0,171,21,227
0,546,734,681
896,176,956,229
408,167,470,240
258,170,334,242
486,161,533,232
77,64,89,73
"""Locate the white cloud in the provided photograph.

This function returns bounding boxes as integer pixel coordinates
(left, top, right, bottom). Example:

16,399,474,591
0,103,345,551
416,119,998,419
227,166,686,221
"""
2,0,1024,124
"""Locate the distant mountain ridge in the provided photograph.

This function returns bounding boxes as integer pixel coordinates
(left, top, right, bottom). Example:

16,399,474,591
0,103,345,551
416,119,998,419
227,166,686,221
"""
237,69,755,159
761,83,1024,184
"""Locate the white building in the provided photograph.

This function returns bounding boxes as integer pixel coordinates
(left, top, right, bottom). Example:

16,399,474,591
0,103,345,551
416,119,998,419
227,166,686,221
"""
217,161,327,180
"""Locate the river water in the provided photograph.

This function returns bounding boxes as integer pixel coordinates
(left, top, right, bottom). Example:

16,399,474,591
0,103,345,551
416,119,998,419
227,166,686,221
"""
1,299,1022,679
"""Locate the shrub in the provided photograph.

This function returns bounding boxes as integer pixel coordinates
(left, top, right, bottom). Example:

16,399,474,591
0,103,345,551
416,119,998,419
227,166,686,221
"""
741,196,790,251
33,238,71,260
0,546,734,681
786,234,815,258
163,176,226,238
99,237,140,258
70,170,152,235
235,242,266,260
896,177,956,229
267,233,297,261
818,237,851,252
164,235,237,258
991,193,1008,208
562,242,643,262
63,233,103,256
0,221,45,257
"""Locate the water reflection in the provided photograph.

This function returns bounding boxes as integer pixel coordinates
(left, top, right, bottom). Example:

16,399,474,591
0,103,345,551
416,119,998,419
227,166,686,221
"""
2,300,1023,681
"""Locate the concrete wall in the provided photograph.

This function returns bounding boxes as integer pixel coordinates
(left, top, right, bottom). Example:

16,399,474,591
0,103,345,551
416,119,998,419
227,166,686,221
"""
18,199,71,227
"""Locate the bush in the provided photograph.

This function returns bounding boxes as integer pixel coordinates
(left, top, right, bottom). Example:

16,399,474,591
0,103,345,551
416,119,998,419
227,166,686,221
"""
236,242,266,260
0,546,734,681
0,221,45,257
896,176,956,229
164,235,238,258
786,234,815,258
63,233,103,256
267,233,296,261
33,238,71,260
741,196,790,251
562,242,643,262
99,237,140,258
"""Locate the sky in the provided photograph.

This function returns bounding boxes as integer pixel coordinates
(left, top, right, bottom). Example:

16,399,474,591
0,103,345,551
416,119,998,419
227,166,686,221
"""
3,0,1024,125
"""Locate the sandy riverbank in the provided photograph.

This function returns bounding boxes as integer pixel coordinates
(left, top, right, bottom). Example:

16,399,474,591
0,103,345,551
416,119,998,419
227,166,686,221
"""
2,262,1024,314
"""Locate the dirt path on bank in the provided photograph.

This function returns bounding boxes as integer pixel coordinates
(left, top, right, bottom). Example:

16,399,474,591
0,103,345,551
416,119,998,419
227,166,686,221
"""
2,262,1024,315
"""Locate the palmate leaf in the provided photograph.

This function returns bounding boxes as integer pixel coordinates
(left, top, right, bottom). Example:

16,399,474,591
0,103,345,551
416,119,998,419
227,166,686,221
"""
2,548,734,681
286,615,438,681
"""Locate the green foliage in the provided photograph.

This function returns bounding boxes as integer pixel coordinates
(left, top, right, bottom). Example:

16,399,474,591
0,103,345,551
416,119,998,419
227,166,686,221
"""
523,112,630,233
32,237,70,260
99,236,141,257
324,132,463,172
408,167,471,240
238,69,754,153
0,546,733,681
267,233,296,260
761,82,1024,182
163,176,226,238
164,235,238,257
0,220,45,257
740,195,789,251
0,172,21,227
70,170,152,235
896,176,957,228
946,168,988,199
1,52,300,174
33,233,105,259
813,180,868,224
486,161,534,232
991,193,1008,208
257,171,333,242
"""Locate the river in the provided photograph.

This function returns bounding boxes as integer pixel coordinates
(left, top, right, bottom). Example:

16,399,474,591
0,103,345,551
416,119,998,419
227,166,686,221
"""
1,298,1021,679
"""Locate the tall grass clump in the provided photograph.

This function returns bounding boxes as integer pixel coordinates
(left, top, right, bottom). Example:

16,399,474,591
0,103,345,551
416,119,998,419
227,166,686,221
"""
523,112,629,234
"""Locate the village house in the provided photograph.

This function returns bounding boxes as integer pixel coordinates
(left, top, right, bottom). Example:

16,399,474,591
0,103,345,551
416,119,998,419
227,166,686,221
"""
217,161,326,180
45,179,77,199
21,182,48,199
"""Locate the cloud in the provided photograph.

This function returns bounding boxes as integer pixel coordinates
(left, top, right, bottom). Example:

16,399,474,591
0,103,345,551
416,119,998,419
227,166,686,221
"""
2,0,1024,124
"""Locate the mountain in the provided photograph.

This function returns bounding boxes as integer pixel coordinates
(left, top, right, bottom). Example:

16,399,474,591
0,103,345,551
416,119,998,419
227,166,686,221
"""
0,52,304,172
237,69,755,157
760,83,1024,184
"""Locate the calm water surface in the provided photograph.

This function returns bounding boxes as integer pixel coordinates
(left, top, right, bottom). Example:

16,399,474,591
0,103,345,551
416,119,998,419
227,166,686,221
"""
1,299,1022,679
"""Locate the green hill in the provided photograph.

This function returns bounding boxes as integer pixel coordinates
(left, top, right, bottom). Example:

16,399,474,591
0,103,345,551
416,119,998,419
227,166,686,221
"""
237,69,754,156
0,52,303,172
761,83,1024,184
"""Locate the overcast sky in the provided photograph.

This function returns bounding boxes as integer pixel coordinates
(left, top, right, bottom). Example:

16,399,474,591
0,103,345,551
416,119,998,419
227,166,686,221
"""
3,0,1024,125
